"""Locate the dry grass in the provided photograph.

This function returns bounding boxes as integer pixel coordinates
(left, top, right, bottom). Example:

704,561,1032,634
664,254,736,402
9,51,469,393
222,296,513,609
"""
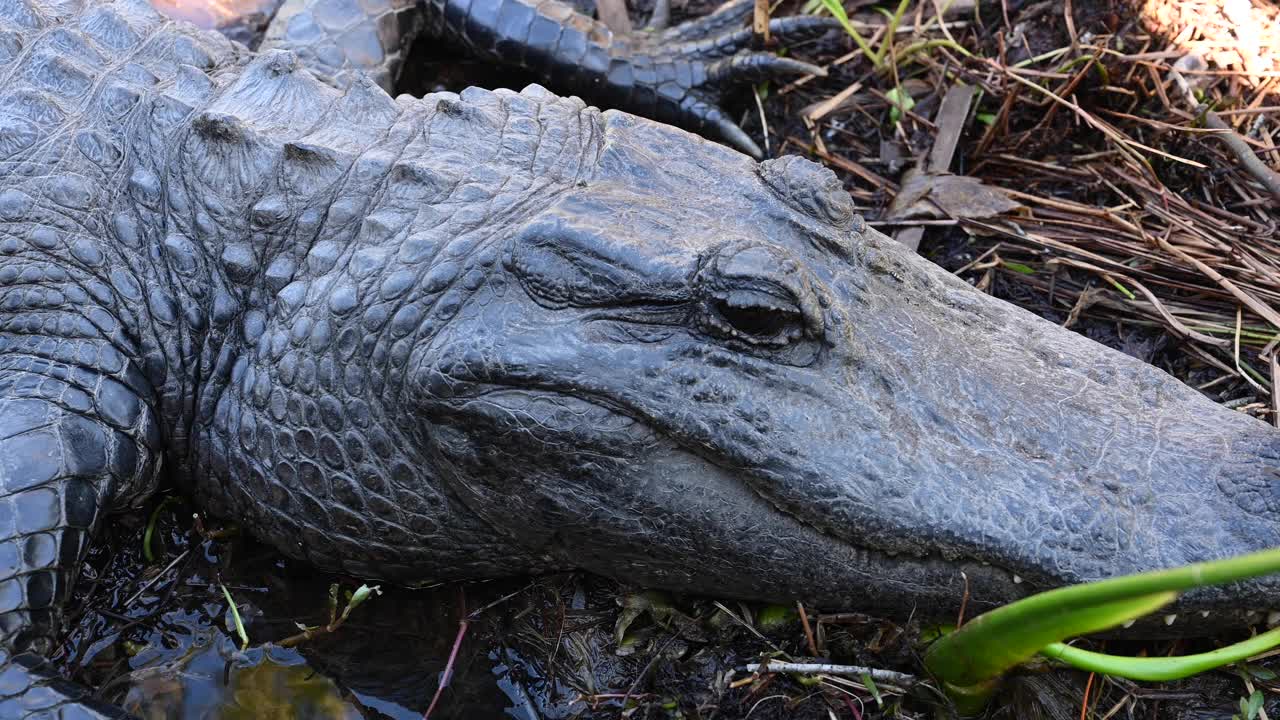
772,0,1280,425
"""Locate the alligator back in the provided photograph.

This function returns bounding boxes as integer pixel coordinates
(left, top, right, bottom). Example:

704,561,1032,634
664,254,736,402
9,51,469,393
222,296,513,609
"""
1,0,614,587
0,0,243,434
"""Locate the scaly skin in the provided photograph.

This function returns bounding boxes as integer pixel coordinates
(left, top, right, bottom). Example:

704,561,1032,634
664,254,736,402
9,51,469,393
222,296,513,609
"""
0,0,1279,716
257,0,836,156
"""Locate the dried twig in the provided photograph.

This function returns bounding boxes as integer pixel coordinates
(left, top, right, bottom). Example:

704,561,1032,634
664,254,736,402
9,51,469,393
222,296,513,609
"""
744,661,918,688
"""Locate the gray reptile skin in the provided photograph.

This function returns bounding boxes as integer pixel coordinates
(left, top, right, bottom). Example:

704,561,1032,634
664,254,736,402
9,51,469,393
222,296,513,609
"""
1,0,1279,716
257,0,836,156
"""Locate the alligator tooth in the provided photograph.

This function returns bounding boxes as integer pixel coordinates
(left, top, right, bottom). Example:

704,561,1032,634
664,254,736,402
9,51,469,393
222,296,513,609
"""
1163,614,1177,626
1199,610,1210,618
1268,611,1280,627
1012,575,1022,584
1122,619,1136,629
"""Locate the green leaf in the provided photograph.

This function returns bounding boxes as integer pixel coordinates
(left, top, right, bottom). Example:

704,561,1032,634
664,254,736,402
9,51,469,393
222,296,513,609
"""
338,583,382,623
818,0,849,24
1003,261,1036,275
885,87,914,125
1246,690,1264,719
755,604,795,630
924,547,1280,712
817,0,881,66
1248,664,1277,680
861,673,883,707
975,112,997,126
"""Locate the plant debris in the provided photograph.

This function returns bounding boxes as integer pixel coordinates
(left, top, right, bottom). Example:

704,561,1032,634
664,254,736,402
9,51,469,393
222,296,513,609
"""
760,0,1280,429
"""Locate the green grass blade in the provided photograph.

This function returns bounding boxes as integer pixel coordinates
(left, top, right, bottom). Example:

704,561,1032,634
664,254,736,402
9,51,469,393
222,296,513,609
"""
817,0,879,64
142,495,176,563
1042,625,1280,682
220,582,250,651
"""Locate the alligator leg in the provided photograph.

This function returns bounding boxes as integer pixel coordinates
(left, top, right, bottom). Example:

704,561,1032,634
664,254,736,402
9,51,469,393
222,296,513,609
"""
0,358,161,717
260,0,836,156
426,0,839,157
260,0,425,90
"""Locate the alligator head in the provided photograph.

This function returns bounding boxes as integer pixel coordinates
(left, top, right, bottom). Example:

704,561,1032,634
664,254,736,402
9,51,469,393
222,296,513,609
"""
204,80,1280,624
407,103,1280,621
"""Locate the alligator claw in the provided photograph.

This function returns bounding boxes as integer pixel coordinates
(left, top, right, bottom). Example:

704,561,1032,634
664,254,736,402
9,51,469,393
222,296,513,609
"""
706,53,827,85
683,98,763,158
621,4,838,157
688,15,847,57
426,0,839,157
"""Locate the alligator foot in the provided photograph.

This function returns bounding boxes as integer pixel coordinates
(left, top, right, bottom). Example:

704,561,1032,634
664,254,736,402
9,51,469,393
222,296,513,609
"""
618,0,839,156
261,0,837,156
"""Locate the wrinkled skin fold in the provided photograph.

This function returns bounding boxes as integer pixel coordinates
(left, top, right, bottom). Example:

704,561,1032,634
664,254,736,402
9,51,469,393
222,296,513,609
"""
0,0,1279,716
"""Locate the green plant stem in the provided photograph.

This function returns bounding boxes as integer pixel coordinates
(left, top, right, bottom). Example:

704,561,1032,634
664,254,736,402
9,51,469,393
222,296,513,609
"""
924,547,1280,710
820,0,914,70
1042,626,1280,681
927,593,1178,689
942,678,1002,716
896,39,972,61
1104,276,1136,300
875,0,910,67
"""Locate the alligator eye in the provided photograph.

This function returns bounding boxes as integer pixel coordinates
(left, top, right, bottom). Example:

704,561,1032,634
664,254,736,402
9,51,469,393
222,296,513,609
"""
704,291,807,346
714,300,795,337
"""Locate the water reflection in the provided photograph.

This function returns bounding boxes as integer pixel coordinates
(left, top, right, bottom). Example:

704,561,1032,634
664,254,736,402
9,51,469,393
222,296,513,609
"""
123,634,362,720
62,521,623,719
110,575,557,718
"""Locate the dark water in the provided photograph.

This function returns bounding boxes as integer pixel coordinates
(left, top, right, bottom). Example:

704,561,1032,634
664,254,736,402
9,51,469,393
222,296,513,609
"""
57,503,579,719
56,499,766,719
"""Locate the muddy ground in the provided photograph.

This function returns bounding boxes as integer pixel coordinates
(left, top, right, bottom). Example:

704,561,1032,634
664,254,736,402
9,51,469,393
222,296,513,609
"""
60,0,1280,717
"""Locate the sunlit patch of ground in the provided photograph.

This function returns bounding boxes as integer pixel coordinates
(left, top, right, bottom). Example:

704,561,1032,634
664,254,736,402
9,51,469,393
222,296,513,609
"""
1137,0,1280,84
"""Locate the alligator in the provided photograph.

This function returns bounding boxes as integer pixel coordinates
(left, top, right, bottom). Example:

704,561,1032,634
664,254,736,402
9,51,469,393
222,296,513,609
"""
1,0,1279,716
